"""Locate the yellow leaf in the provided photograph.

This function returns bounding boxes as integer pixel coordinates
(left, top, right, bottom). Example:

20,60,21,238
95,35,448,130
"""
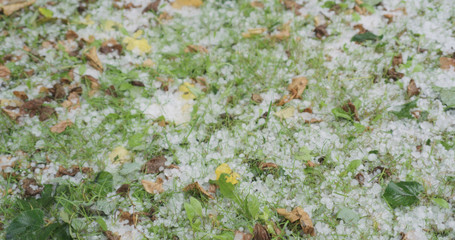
171,0,203,9
133,29,143,38
123,36,151,54
103,20,121,31
215,163,239,185
178,82,197,100
108,146,132,164
82,14,95,25
274,106,295,119
142,178,164,194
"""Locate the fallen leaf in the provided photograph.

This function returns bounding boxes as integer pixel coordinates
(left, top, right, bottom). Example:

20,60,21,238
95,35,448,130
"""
84,47,103,72
141,178,164,194
38,106,56,121
158,11,172,21
0,65,11,80
119,210,139,226
274,106,295,119
171,0,203,9
50,83,66,99
440,57,455,70
0,99,23,107
277,207,315,236
142,156,167,174
55,165,91,177
341,100,360,121
184,44,208,53
306,161,317,167
282,0,302,15
250,1,264,8
142,59,155,67
253,223,270,240
50,120,73,133
178,82,197,100
386,67,404,81
142,0,160,13
258,162,278,170
183,182,214,199
407,79,420,97
12,91,28,101
116,184,130,196
271,22,291,41
130,80,145,87
65,30,78,40
22,178,42,197
82,75,100,96
103,231,120,240
392,53,403,66
288,76,308,99
215,163,240,185
100,39,123,55
314,24,329,39
1,0,35,16
353,24,367,34
242,28,267,38
109,146,133,164
251,93,263,103
1,108,21,121
355,172,365,186
235,230,253,240
123,36,152,54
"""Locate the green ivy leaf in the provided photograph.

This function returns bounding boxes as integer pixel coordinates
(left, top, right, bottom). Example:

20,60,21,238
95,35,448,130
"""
439,88,455,108
383,181,424,208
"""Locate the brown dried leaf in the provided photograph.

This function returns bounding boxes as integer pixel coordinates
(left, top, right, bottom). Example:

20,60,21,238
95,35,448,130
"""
353,24,367,34
387,67,404,81
142,156,167,174
130,80,145,87
1,0,35,16
13,91,28,101
50,83,66,99
82,75,100,96
440,57,455,70
314,24,329,39
306,160,317,167
39,106,56,121
21,98,44,110
116,184,130,196
251,93,263,103
22,178,42,197
1,108,21,121
103,231,120,240
288,76,308,100
65,30,78,40
242,28,267,38
158,11,172,21
143,0,160,13
250,1,264,8
282,0,302,11
56,165,80,177
407,79,420,97
259,162,278,170
100,39,123,55
393,53,403,67
172,0,203,9
119,210,139,226
50,120,73,133
355,172,365,186
183,182,214,199
141,178,164,194
383,14,393,24
0,65,11,80
84,47,103,72
253,223,270,240
235,230,253,240
184,44,208,53
277,207,315,236
341,100,360,121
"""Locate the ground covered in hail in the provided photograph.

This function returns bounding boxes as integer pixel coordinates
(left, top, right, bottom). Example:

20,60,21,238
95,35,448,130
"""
0,0,455,239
